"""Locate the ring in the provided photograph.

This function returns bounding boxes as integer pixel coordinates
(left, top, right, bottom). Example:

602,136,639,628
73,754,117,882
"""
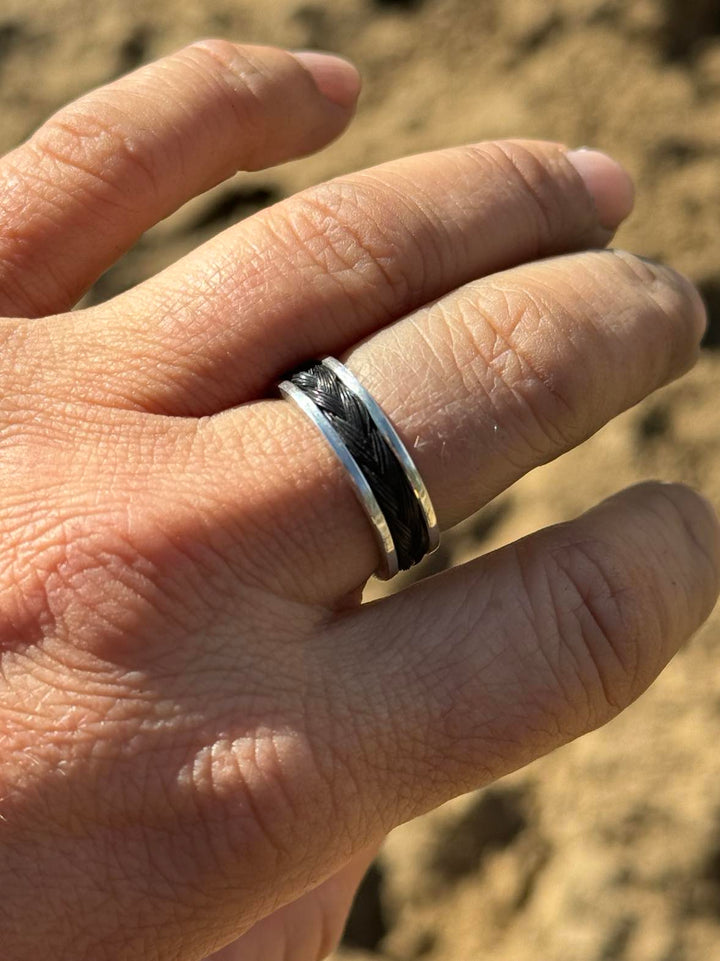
279,357,440,580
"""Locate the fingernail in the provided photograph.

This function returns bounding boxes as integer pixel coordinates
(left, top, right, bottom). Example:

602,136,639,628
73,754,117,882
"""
291,51,361,110
566,148,635,231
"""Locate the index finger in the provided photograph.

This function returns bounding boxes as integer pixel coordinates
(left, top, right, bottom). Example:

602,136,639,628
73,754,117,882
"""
0,41,359,318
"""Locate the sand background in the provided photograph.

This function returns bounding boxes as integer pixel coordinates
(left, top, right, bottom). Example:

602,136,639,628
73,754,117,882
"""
1,1,720,959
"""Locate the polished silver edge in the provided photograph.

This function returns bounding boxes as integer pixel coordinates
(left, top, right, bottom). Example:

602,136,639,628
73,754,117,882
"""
279,380,399,580
321,357,441,554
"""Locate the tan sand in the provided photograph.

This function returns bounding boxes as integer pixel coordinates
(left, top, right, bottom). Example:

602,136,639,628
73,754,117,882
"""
1,1,719,958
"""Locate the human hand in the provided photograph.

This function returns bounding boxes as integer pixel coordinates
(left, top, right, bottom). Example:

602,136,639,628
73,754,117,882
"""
0,41,717,961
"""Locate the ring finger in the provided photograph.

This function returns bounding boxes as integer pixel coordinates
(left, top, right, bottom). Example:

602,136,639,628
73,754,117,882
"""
196,246,705,603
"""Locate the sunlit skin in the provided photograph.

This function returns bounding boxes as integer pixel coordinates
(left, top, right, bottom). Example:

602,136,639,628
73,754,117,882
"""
0,42,717,961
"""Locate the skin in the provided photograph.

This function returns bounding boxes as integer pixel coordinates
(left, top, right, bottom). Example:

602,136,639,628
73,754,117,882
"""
0,40,717,961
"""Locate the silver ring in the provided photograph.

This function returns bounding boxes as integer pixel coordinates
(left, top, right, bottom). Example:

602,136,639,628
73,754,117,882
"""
279,357,440,579
278,379,400,579
321,357,441,555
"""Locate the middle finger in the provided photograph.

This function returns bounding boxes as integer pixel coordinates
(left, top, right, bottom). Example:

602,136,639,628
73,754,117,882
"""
15,141,631,415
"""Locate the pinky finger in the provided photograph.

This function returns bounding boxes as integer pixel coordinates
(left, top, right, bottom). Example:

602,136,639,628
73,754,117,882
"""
334,482,720,822
205,844,380,961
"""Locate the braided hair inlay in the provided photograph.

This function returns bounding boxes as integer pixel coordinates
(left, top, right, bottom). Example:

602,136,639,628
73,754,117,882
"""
289,361,430,570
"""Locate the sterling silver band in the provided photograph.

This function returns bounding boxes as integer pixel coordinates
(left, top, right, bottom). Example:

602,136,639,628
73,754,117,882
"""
278,379,400,579
321,357,440,554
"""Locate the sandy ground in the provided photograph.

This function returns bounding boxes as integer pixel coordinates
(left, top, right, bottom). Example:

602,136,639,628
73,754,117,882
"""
1,1,720,959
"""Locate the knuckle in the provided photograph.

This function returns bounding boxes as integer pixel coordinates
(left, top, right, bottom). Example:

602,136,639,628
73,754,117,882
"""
517,529,651,725
472,140,581,251
183,42,301,170
607,248,663,286
187,39,280,87
278,179,425,305
601,249,691,324
0,321,55,440
448,281,582,459
185,39,271,116
14,511,146,639
655,482,720,564
186,37,249,71
638,481,720,612
0,483,189,662
609,249,698,323
29,103,159,211
601,250,703,376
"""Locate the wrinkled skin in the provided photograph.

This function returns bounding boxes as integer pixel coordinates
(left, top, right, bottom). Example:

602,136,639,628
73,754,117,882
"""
0,41,717,961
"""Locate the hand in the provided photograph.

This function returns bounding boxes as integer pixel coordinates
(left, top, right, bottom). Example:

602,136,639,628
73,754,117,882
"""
0,41,717,961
